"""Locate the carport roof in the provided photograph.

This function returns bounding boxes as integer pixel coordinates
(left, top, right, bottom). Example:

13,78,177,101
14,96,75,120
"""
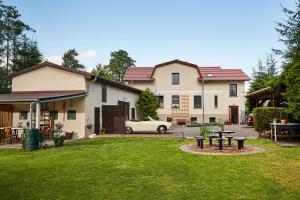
0,90,87,103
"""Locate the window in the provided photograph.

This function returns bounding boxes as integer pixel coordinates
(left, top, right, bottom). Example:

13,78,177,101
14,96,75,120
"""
131,108,135,120
19,111,28,120
156,96,164,108
209,117,216,123
229,84,237,97
214,95,218,108
172,73,180,85
50,111,58,120
191,117,197,124
67,110,76,120
194,95,202,109
172,95,180,108
102,85,107,103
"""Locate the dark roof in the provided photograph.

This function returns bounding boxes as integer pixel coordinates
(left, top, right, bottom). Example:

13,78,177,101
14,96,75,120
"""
124,59,250,81
0,90,87,103
6,61,142,94
6,61,91,79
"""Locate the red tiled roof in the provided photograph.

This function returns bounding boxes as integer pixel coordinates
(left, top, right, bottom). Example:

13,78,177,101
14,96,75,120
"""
124,64,250,81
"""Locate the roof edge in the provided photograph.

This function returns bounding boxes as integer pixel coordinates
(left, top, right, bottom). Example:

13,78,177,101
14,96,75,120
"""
6,61,91,79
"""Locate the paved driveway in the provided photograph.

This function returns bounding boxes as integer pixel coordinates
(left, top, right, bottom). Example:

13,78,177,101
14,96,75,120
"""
172,124,258,138
100,124,258,138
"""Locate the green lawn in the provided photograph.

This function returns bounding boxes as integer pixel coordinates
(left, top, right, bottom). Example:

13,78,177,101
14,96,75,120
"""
0,138,299,200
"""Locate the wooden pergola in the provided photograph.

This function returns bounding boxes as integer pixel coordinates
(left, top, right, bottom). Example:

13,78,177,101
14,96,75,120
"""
246,86,285,107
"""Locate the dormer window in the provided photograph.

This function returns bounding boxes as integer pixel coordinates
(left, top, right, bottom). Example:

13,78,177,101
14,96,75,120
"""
207,73,213,77
172,73,179,85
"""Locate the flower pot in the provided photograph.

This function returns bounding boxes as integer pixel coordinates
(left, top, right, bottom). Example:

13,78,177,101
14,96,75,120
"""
280,119,287,124
86,124,93,129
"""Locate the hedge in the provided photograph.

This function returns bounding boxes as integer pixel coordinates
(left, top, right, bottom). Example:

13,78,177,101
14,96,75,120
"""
253,107,287,132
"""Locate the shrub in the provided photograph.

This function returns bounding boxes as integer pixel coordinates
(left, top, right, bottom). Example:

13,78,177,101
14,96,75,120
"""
137,88,159,120
253,107,287,132
54,122,65,147
167,117,173,122
198,123,213,137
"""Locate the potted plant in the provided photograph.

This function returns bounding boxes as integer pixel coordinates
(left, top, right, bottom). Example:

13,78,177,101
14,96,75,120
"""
86,123,93,129
280,111,288,124
198,123,212,137
273,118,277,124
217,119,224,132
101,128,106,134
54,122,65,147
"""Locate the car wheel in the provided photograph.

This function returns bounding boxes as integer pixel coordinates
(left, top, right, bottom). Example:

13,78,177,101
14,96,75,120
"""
124,126,133,134
157,125,167,134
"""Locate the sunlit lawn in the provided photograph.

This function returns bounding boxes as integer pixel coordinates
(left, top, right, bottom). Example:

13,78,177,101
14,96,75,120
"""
0,138,299,200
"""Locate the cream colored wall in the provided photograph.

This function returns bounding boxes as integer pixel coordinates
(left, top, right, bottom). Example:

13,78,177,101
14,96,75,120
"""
128,63,246,123
12,98,86,138
84,82,139,136
12,66,86,92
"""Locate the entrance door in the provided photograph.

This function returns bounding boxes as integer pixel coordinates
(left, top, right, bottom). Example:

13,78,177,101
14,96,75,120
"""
94,107,100,135
118,101,129,120
102,105,125,134
229,106,239,124
0,105,13,127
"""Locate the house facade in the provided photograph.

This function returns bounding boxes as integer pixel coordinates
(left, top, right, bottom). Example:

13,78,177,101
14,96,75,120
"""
124,60,250,124
0,61,141,138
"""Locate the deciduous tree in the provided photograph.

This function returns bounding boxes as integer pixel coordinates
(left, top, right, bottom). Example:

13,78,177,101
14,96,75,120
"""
137,88,159,120
106,50,135,82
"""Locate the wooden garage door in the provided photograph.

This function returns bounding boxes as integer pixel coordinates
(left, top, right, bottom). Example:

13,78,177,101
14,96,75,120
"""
0,105,13,127
102,104,125,134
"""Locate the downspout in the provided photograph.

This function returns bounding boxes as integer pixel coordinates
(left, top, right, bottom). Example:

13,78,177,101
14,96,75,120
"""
202,79,205,124
29,101,38,129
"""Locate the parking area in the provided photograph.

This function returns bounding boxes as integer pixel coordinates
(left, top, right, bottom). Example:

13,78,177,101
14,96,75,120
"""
172,124,259,139
100,124,259,138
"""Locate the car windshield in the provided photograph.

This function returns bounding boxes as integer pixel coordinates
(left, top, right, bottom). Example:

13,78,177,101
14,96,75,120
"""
148,116,155,121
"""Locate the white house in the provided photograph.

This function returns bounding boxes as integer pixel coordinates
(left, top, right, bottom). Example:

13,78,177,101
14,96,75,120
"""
124,59,250,124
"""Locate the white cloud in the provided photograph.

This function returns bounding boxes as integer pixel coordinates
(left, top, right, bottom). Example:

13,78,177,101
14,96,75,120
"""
47,55,63,65
77,50,98,60
46,50,98,65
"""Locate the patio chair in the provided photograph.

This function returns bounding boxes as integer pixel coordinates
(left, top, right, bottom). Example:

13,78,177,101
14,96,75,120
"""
2,128,13,144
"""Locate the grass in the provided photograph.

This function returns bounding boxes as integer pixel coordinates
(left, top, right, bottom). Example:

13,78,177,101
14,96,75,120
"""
0,138,299,200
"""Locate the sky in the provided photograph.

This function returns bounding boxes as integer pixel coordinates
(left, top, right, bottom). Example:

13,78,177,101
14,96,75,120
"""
4,0,296,77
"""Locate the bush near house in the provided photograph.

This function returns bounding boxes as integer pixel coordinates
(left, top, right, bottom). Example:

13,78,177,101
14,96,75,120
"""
253,107,287,132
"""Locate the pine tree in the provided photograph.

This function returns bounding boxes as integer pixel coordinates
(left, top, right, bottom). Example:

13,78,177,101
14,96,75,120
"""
276,1,300,119
62,48,85,70
12,35,42,72
137,88,159,120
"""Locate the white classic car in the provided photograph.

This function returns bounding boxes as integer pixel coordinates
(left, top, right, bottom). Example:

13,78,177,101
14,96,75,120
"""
125,116,172,134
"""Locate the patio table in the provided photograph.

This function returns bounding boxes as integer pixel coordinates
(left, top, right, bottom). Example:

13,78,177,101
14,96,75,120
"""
0,127,26,143
270,123,300,142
